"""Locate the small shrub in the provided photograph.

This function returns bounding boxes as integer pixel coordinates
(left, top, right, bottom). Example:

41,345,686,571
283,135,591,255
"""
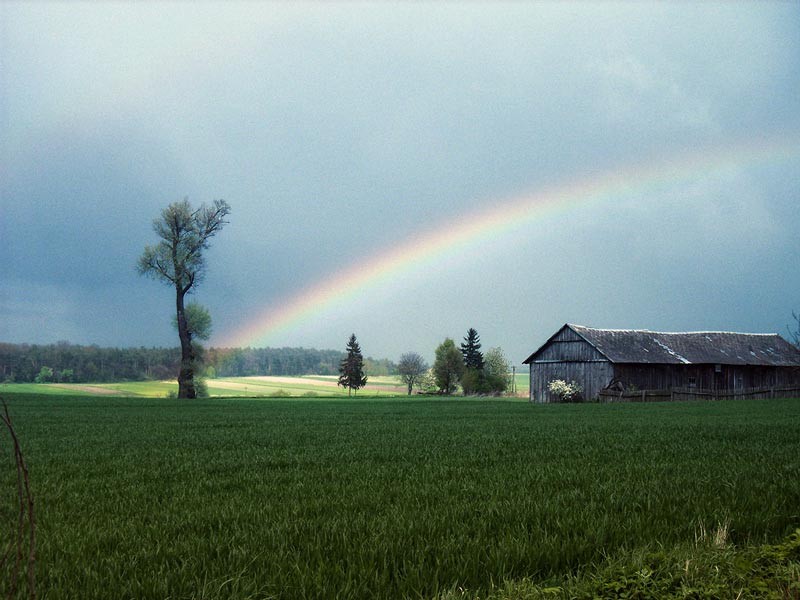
270,389,290,397
34,366,54,384
419,369,439,395
461,368,483,396
194,378,209,398
548,379,584,402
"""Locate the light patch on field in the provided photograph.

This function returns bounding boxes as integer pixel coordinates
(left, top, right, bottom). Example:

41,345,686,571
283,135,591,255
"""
239,376,340,388
214,376,407,395
48,384,125,395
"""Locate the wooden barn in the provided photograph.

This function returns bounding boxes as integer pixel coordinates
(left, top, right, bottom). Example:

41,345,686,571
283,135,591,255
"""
523,324,800,403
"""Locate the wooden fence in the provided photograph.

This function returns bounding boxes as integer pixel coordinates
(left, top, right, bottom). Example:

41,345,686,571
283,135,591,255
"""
598,386,800,403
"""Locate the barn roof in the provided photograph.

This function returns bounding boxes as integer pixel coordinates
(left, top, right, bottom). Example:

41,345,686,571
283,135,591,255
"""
524,324,800,366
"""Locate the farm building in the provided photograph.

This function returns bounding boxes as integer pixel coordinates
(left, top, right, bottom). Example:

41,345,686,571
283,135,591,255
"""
523,324,800,402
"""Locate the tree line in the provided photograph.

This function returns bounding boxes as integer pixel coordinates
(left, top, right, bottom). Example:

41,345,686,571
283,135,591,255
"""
0,342,395,384
133,199,513,399
8,200,509,396
396,327,513,396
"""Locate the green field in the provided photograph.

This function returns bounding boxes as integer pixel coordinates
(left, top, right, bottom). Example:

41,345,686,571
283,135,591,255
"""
0,395,798,598
1,372,530,399
0,375,410,398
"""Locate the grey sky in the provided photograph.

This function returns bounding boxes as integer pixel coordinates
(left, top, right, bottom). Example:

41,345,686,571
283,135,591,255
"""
2,2,799,364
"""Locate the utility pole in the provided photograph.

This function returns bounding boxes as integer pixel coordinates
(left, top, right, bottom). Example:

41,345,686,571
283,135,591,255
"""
511,365,516,395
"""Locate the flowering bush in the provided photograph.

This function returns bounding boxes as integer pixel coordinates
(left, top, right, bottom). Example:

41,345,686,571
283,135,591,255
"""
548,379,584,402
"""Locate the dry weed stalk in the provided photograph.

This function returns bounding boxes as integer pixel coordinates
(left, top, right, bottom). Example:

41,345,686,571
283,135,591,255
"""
694,519,730,550
0,398,35,599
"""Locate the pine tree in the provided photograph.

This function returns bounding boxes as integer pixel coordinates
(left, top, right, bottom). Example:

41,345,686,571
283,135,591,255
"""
460,328,484,370
338,334,368,396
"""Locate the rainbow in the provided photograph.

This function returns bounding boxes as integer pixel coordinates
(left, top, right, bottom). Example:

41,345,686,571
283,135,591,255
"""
219,133,800,348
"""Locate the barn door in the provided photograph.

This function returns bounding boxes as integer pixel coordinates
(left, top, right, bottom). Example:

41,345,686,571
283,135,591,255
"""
713,364,723,392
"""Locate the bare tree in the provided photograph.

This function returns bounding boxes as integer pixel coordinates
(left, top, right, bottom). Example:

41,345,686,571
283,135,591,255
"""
789,311,800,348
137,199,230,398
397,352,428,395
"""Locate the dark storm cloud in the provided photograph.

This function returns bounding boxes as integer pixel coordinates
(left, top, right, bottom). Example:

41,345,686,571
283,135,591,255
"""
3,123,185,284
1,2,799,360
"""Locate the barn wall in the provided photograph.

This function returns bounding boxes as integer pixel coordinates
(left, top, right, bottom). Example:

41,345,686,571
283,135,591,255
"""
723,365,800,389
530,360,614,402
529,327,614,402
613,364,800,391
526,325,800,402
612,364,701,390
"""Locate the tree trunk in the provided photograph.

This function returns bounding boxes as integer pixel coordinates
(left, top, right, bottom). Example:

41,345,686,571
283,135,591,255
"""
175,287,196,399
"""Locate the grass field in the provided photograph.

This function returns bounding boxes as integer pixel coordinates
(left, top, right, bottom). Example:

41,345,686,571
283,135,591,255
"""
0,395,797,598
0,373,531,399
0,375,410,398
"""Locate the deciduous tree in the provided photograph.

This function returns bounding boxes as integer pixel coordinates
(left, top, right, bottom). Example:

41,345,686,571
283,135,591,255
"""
34,366,53,384
397,352,428,395
338,334,368,396
433,338,464,395
484,347,511,393
137,198,230,398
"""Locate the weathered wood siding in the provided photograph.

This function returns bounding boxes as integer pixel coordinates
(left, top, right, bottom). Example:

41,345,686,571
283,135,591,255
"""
530,360,613,402
611,364,800,392
532,326,607,362
612,364,700,390
529,328,613,402
527,324,800,403
599,385,800,402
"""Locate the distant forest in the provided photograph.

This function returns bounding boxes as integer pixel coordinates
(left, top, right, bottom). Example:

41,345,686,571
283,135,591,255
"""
0,342,397,384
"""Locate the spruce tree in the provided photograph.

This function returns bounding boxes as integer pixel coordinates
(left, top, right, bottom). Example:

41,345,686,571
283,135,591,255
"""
460,328,484,370
338,334,368,396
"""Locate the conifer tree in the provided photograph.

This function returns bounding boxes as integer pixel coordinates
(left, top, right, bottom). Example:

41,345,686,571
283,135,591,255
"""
338,334,368,396
460,327,484,370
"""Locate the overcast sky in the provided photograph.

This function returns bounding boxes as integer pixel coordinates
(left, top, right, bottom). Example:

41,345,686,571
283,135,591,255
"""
2,2,799,364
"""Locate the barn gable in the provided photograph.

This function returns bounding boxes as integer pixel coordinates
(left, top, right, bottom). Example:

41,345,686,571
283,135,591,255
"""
523,324,613,403
523,324,609,364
